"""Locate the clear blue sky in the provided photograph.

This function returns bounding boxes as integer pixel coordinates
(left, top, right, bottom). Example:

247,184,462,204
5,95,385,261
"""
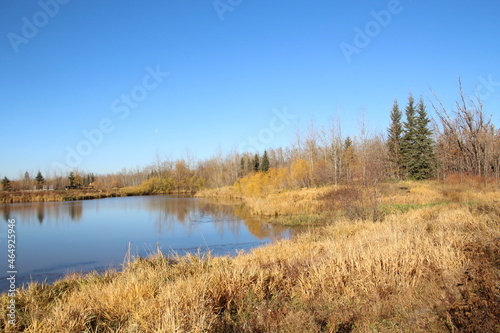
1,0,499,179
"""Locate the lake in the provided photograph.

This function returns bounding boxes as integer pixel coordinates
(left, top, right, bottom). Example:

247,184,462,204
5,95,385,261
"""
0,195,290,292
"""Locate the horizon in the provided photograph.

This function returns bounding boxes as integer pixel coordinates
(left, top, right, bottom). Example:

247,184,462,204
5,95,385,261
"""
1,0,499,179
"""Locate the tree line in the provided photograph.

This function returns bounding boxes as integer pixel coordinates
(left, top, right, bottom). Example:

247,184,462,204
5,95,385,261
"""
2,82,499,192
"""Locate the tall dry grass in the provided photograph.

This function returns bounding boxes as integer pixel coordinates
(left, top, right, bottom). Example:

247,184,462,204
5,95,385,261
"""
2,184,499,332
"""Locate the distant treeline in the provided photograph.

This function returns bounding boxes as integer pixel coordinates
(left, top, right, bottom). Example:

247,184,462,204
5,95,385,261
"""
2,81,499,193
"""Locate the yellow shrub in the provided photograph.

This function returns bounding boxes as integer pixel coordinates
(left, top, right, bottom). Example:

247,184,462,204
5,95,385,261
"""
235,168,289,198
290,158,312,188
139,177,175,194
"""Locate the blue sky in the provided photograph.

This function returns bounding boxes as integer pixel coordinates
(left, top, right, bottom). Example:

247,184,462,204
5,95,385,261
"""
1,0,499,179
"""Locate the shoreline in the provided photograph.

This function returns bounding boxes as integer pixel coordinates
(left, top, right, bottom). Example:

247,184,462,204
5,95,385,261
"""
0,189,127,204
0,189,198,204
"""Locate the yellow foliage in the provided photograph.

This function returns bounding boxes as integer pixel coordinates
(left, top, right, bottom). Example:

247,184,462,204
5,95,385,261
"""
290,158,312,187
138,177,175,194
235,168,289,198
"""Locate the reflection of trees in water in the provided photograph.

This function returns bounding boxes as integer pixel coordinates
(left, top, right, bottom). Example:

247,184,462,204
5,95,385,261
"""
232,204,289,241
68,202,83,222
144,196,287,241
2,204,11,221
243,217,288,241
36,205,44,224
146,197,229,236
0,201,84,225
144,197,199,236
0,197,289,241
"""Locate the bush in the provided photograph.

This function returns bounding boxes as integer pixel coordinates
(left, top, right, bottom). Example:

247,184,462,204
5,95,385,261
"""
235,168,288,198
139,177,175,194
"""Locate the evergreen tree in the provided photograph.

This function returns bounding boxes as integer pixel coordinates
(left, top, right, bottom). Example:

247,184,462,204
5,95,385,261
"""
399,94,436,180
240,157,245,176
344,136,353,150
35,171,45,189
387,99,403,179
260,150,270,172
68,172,76,186
252,154,260,172
1,177,11,191
343,137,354,181
400,94,418,179
413,98,436,179
23,171,32,190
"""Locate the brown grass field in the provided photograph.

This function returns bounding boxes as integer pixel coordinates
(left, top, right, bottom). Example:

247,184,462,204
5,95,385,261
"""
1,181,499,332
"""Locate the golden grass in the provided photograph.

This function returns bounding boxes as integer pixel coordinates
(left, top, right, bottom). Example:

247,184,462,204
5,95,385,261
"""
194,186,241,200
0,190,125,204
243,187,332,216
380,180,500,206
207,180,500,220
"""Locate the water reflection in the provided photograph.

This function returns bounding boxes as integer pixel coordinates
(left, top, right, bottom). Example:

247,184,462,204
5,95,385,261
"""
0,197,287,241
0,196,290,291
0,201,84,226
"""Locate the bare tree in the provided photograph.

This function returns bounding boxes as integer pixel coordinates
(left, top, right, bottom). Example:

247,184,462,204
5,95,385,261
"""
430,79,499,184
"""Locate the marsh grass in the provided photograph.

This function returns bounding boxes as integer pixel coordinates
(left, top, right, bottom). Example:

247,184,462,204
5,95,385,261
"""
1,182,499,332
0,190,125,204
265,213,329,226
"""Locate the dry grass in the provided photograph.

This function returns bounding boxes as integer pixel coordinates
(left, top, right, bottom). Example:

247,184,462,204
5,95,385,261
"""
0,190,125,204
1,182,499,332
195,186,242,200
244,187,332,216
379,180,500,205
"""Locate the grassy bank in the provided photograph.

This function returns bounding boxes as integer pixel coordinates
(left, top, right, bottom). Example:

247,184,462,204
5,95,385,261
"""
1,182,499,332
0,186,196,204
198,181,500,225
0,189,128,204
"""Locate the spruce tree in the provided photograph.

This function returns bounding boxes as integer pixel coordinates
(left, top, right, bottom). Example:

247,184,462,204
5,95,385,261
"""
1,177,11,191
239,157,245,177
387,99,403,179
400,94,418,179
252,154,260,172
400,95,436,180
68,172,76,187
343,137,354,181
35,171,45,189
344,136,353,150
260,150,270,172
413,98,436,179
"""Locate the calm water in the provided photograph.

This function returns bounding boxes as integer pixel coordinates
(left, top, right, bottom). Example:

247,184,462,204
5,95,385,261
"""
0,195,289,291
